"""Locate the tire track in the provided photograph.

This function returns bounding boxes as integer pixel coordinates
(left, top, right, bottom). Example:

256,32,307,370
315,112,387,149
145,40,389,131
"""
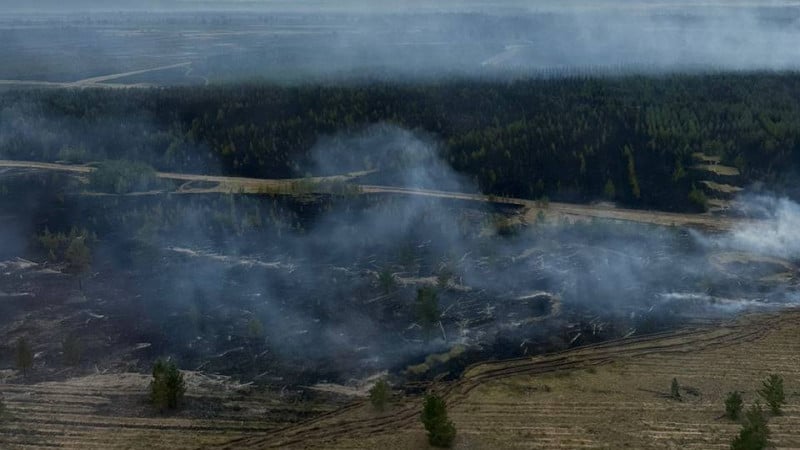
219,313,781,448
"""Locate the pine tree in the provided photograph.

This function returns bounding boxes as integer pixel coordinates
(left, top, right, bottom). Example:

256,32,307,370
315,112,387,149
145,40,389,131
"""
757,374,785,415
670,378,681,400
731,403,769,450
725,391,743,420
421,394,456,447
150,359,186,412
369,379,391,411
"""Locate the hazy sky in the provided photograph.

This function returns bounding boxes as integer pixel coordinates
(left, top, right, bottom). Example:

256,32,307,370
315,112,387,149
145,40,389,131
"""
5,0,800,13
3,0,800,79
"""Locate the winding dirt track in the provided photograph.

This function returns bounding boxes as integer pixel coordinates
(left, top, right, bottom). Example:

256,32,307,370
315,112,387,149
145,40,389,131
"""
217,312,786,449
0,62,191,89
0,160,745,231
359,185,744,231
220,311,800,449
1,310,797,449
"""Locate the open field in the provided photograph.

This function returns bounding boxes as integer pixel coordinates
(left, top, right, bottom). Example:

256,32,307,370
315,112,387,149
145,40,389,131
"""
0,160,748,232
220,309,800,449
3,307,796,448
0,372,340,449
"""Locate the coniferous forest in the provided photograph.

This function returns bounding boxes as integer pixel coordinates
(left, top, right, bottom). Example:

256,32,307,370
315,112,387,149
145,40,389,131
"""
2,73,800,211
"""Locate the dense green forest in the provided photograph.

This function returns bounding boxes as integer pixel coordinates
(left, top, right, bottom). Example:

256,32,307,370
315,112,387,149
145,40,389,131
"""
2,73,800,211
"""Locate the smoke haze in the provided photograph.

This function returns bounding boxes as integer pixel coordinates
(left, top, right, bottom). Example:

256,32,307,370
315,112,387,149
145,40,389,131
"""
2,0,800,385
1,116,799,381
713,195,800,259
2,2,800,83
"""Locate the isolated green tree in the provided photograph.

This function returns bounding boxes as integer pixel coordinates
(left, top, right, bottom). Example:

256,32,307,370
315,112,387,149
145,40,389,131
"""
725,391,744,420
65,236,91,273
37,228,94,273
61,230,93,291
369,379,391,411
730,403,769,450
15,338,33,375
421,394,456,448
757,374,785,415
38,228,62,262
670,378,681,400
150,359,186,412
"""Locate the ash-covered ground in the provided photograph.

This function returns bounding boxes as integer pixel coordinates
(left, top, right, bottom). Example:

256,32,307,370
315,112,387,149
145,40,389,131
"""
1,165,798,388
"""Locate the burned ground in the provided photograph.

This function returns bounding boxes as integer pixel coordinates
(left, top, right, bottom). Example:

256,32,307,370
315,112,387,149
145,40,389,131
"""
1,168,797,389
0,160,799,449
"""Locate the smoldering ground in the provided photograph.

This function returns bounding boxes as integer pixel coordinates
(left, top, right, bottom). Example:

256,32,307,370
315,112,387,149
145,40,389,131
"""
709,195,800,260
2,124,797,384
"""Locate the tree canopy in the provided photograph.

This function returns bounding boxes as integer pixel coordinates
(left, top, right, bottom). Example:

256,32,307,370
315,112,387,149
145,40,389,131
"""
3,74,800,210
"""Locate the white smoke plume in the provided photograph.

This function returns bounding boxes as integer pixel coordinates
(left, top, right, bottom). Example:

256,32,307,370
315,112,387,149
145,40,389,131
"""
717,195,800,260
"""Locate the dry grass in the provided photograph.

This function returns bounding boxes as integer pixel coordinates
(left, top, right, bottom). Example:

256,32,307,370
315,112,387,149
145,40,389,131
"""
699,180,743,195
1,310,798,449
692,164,741,177
0,372,335,449
224,309,800,449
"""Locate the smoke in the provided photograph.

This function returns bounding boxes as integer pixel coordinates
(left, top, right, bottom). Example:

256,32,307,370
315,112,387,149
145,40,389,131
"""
3,2,800,383
0,199,26,260
167,125,800,374
2,3,800,83
714,195,800,260
2,118,800,382
306,123,475,192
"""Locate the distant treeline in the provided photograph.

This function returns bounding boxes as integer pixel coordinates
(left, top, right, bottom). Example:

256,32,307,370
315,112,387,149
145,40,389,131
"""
2,73,800,210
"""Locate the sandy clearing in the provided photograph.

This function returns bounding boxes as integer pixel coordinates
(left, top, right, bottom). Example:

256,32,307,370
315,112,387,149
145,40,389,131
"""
0,159,749,232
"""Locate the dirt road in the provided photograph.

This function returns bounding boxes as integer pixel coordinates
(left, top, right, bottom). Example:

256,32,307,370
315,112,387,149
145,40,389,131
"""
360,185,743,231
71,62,191,86
0,62,191,89
0,159,744,231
